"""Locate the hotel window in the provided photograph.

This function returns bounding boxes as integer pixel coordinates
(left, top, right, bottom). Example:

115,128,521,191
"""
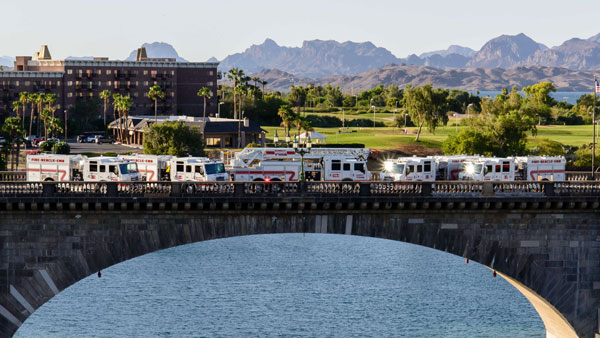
25,81,30,86
97,69,102,75
207,82,213,86
143,70,148,75
134,92,138,97
67,69,73,74
68,93,73,97
57,104,61,109
171,71,175,75
57,81,61,86
107,81,111,86
97,81,101,87
151,70,157,77
89,92,93,97
144,81,149,86
135,81,139,86
171,92,175,97
15,81,19,86
77,70,83,77
209,71,213,76
68,81,73,86
206,138,221,147
106,70,112,75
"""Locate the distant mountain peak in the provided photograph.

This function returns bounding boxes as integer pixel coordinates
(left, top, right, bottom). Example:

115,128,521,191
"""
467,33,544,68
125,42,187,62
588,33,600,42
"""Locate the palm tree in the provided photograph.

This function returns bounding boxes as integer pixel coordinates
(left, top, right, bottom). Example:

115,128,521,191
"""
19,92,29,129
46,117,63,139
196,87,212,120
44,93,56,117
147,85,165,122
260,80,268,99
99,90,112,126
112,93,123,142
27,93,38,137
277,105,296,136
227,68,244,119
12,101,23,119
40,108,52,140
2,117,25,170
115,95,132,144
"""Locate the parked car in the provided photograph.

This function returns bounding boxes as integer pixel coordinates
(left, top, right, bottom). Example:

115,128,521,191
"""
77,135,87,143
0,137,5,144
32,137,45,147
86,135,98,143
95,136,114,144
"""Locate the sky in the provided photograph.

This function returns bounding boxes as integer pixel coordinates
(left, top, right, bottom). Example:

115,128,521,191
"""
1,0,599,61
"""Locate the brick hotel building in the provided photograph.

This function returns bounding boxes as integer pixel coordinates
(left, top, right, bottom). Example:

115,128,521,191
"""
0,45,219,119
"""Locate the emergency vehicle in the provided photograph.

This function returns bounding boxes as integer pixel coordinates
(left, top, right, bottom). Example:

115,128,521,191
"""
228,147,371,182
458,157,515,181
428,155,483,180
380,156,436,181
118,154,229,182
26,154,141,182
513,156,566,181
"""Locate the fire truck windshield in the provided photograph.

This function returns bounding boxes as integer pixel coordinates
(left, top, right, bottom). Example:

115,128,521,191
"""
205,163,226,175
119,163,138,175
385,163,405,174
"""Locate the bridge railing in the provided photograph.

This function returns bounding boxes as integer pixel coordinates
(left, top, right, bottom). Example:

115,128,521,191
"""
0,171,26,182
1,181,600,198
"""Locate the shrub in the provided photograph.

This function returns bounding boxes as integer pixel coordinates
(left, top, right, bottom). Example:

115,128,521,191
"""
304,115,343,128
52,142,70,154
39,140,56,152
346,119,385,127
531,139,565,156
246,142,261,148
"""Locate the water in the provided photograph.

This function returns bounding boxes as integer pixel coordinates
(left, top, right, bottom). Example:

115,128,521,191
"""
475,91,588,105
15,234,544,337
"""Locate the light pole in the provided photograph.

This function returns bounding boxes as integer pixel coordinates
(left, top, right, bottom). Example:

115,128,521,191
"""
593,75,598,177
370,99,375,128
453,113,458,133
467,103,473,119
293,135,311,182
273,129,279,144
64,109,68,140
404,113,408,128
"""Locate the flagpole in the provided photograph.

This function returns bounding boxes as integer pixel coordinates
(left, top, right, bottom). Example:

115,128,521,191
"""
593,75,597,178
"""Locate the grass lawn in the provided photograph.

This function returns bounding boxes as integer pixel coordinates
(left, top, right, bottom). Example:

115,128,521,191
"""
262,124,597,151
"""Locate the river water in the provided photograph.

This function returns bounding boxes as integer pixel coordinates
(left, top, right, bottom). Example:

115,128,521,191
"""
15,234,544,337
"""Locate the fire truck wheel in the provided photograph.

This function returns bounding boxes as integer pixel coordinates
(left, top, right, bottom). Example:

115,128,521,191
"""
252,178,264,182
43,178,54,182
270,178,281,182
342,178,353,182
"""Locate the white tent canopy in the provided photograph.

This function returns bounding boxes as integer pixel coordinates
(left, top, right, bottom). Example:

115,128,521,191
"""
299,131,326,143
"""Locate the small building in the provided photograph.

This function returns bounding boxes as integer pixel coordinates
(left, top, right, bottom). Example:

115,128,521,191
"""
109,115,266,148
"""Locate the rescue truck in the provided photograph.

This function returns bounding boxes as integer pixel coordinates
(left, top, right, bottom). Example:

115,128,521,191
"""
228,147,371,182
118,154,229,182
428,155,483,180
380,156,436,181
459,156,566,181
513,156,566,181
26,154,141,182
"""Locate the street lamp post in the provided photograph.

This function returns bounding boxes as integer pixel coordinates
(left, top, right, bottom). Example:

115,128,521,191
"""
404,113,408,128
370,99,376,128
273,129,279,144
293,135,311,182
453,113,457,133
64,109,68,140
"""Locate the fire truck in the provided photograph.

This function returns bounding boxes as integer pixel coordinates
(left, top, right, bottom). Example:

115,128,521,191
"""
459,156,566,181
228,147,371,182
380,156,436,181
118,154,229,182
26,154,141,182
428,155,483,180
513,156,566,181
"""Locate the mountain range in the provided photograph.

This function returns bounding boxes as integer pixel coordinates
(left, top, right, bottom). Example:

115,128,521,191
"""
218,33,600,79
124,42,188,62
252,65,595,92
0,56,14,68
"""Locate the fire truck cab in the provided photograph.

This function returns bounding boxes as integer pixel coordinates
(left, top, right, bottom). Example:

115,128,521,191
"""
168,157,229,182
428,155,482,180
380,157,436,181
459,157,515,181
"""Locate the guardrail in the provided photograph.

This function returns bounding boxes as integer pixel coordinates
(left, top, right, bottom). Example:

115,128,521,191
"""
0,171,26,182
1,181,600,198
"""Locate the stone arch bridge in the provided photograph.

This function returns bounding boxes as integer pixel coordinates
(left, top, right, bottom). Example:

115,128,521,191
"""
0,180,599,338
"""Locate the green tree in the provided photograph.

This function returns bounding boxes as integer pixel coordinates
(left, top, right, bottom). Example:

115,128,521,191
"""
196,87,213,120
1,117,25,170
442,129,493,156
114,95,132,143
12,101,23,119
39,108,52,139
532,139,566,156
402,84,449,141
46,117,64,139
143,121,204,157
147,85,165,122
227,67,245,119
27,93,37,137
277,105,296,136
99,90,112,126
287,86,308,113
19,92,29,129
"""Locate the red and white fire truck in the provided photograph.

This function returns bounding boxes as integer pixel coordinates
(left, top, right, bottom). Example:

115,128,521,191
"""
458,156,565,181
26,154,141,182
118,154,229,182
428,155,483,180
228,147,371,182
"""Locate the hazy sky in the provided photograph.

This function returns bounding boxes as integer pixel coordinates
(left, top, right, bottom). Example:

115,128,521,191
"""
1,0,599,61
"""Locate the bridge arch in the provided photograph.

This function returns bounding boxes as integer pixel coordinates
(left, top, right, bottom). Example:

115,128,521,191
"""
0,204,593,337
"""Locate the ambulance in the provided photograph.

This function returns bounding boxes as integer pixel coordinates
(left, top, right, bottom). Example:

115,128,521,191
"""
26,154,141,182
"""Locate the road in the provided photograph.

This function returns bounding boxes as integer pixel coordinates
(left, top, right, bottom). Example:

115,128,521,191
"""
68,140,141,154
